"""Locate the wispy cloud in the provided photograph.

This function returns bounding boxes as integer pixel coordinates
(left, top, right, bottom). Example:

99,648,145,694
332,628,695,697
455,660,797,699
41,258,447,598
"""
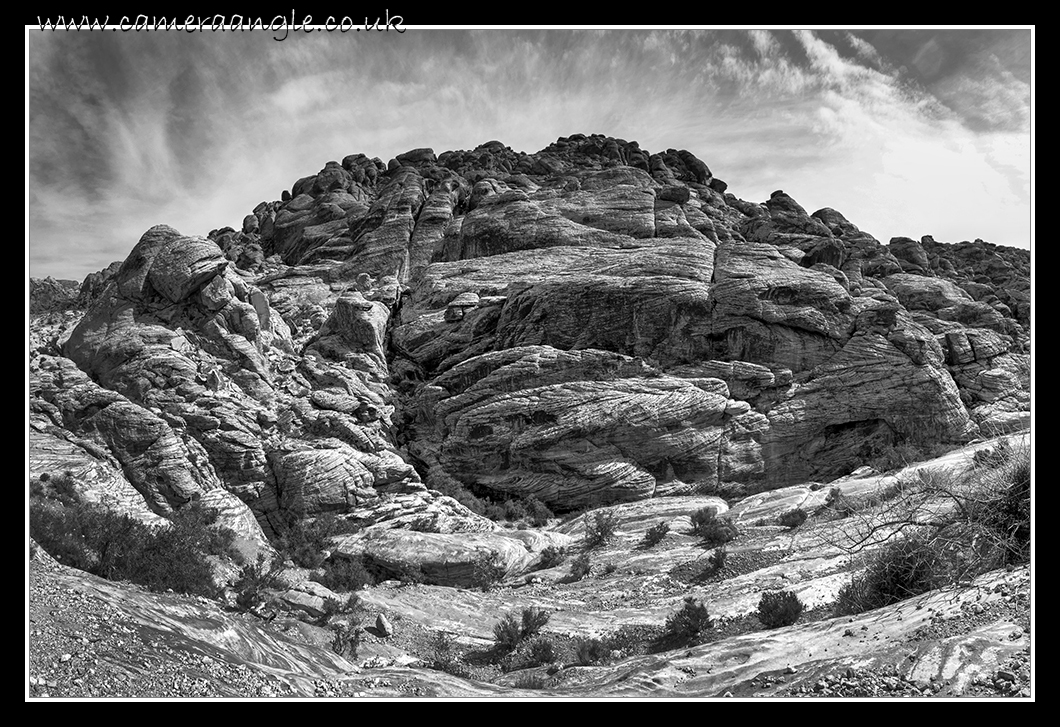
28,29,1031,280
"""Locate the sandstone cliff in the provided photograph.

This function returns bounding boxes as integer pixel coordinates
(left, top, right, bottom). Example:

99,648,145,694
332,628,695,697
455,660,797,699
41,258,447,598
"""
29,133,1030,584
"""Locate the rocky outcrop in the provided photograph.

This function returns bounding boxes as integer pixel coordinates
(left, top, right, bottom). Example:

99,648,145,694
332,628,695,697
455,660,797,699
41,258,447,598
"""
38,223,487,544
30,276,79,314
30,133,1030,579
407,346,765,507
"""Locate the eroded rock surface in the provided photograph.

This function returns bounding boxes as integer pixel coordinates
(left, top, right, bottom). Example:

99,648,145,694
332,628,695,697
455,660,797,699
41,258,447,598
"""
30,132,1030,585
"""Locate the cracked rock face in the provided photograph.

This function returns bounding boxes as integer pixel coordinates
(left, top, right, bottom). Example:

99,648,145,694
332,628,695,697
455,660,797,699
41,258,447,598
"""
30,133,1030,581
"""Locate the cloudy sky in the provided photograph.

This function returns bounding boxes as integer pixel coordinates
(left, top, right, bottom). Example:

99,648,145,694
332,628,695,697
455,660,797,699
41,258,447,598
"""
27,27,1032,280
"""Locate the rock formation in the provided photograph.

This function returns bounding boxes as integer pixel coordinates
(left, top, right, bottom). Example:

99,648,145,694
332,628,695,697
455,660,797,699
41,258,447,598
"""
29,133,1031,585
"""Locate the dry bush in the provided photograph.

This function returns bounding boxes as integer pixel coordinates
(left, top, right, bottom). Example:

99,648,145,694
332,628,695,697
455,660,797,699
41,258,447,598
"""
535,545,567,570
690,507,739,545
566,552,592,581
757,590,805,628
583,510,619,550
827,437,1030,615
573,637,610,666
664,597,711,642
641,521,670,548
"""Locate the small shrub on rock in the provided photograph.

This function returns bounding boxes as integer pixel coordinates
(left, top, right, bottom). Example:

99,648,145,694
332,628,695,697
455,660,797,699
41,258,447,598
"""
641,521,670,548
573,637,610,666
690,507,739,545
523,496,555,526
756,590,805,628
665,597,712,642
583,510,619,550
520,607,551,639
833,535,947,616
471,552,507,591
314,555,374,592
330,620,362,659
30,483,235,599
493,613,525,653
973,439,1012,469
484,503,507,522
493,607,551,653
234,552,285,611
513,672,549,690
316,594,361,626
778,508,808,529
700,547,727,578
567,552,592,581
428,631,470,677
536,545,567,570
275,513,357,569
503,498,530,522
982,452,1031,565
525,636,559,666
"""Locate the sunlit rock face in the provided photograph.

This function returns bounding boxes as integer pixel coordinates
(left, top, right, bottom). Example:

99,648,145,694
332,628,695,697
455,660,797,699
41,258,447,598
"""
31,133,1029,556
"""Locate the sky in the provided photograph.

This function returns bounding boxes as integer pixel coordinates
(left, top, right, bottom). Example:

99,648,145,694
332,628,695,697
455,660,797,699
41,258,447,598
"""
27,27,1032,281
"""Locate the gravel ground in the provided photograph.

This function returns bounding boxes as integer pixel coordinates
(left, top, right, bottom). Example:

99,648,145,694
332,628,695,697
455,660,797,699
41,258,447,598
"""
28,550,299,698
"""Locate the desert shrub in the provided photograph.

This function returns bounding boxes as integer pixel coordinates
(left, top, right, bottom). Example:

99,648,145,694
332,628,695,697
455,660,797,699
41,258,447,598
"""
833,534,948,616
492,613,525,653
525,636,559,666
965,446,1030,567
583,510,619,550
690,508,739,545
433,478,488,516
470,552,507,591
973,439,1013,470
275,513,358,569
316,594,360,626
756,590,805,629
140,502,237,595
866,438,955,474
493,607,551,653
665,597,711,642
523,496,555,526
520,607,551,639
832,439,1030,617
513,672,549,690
602,562,618,575
317,597,343,625
428,631,469,677
700,547,727,578
867,442,923,473
535,545,567,570
330,621,362,659
30,484,234,599
567,552,592,581
504,498,530,522
31,495,147,576
822,487,856,517
314,555,374,592
573,637,610,666
641,521,670,548
234,552,286,611
605,625,651,657
778,508,808,529
484,502,507,522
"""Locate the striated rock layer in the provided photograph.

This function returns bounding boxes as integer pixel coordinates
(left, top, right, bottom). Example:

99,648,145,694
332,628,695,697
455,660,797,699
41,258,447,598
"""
30,133,1030,579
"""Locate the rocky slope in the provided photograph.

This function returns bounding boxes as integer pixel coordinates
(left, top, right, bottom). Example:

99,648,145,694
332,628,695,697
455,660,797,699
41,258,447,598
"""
28,436,1031,699
28,133,1031,698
